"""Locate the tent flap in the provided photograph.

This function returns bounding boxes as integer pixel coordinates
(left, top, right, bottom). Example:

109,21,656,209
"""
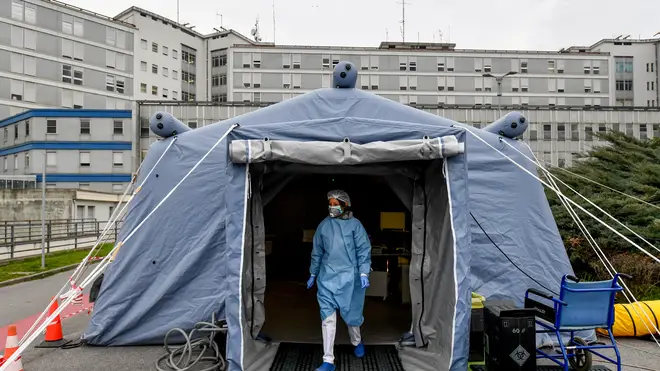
229,136,465,165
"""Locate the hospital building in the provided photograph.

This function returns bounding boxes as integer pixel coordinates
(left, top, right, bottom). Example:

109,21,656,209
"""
2,0,660,193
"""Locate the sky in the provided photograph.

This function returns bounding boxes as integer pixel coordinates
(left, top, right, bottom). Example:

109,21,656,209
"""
65,0,660,51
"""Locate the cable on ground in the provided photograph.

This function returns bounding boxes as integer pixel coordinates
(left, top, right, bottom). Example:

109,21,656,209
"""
155,313,228,371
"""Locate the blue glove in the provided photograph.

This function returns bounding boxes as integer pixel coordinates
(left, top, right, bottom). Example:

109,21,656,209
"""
306,275,316,289
360,275,370,289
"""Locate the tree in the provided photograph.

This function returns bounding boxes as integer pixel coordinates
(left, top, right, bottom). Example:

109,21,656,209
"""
544,132,660,300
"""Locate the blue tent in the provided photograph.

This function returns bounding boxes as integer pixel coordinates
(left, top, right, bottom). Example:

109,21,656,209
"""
82,62,575,371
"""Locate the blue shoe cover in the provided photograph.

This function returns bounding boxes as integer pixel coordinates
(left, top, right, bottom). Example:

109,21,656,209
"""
354,342,365,358
315,362,335,371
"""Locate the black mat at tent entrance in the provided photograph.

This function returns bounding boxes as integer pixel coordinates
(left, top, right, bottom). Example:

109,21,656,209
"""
269,343,404,371
470,365,612,371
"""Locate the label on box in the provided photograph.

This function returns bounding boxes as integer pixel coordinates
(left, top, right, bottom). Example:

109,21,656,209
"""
509,344,530,366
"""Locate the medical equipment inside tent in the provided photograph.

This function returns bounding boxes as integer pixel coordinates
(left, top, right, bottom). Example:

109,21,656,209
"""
81,61,581,371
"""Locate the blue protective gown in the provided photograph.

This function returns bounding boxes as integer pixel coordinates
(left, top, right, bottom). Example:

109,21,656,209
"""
310,216,372,327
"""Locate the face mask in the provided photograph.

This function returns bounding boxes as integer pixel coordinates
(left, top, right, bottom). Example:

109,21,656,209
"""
328,205,342,218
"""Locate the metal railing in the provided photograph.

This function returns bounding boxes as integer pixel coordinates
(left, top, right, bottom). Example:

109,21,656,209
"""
0,219,123,261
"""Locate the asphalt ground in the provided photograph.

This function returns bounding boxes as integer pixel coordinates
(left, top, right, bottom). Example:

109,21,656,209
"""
2,269,659,371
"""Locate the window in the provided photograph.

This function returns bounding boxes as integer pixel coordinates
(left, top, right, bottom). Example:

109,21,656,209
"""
370,75,379,90
252,73,262,88
292,54,301,69
46,120,57,134
583,61,591,74
474,58,482,72
24,29,36,50
557,60,565,74
548,60,555,71
283,54,292,69
615,80,633,91
152,64,158,74
14,125,18,139
73,19,83,36
253,53,261,68
163,67,168,77
23,56,35,77
13,155,18,170
446,76,455,91
584,79,592,93
543,124,552,140
106,74,115,91
361,56,369,70
172,91,178,100
521,78,529,92
182,50,196,65
25,153,30,168
212,75,219,87
152,42,158,53
113,120,123,135
25,120,30,136
140,83,147,93
182,71,196,84
112,152,123,167
173,70,178,80
141,61,147,71
474,78,483,92
25,3,36,24
282,74,291,88
163,46,168,56
212,55,219,67
548,79,556,92
557,124,566,141
10,80,23,101
112,185,123,193
173,49,178,59
162,88,168,98
87,205,96,219
399,56,407,71
141,39,147,49
640,124,648,140
152,85,158,96
520,60,528,73
188,121,198,129
408,57,417,71
557,79,565,93
79,152,91,167
483,58,491,73
106,50,117,68
182,91,196,101
437,57,445,72
46,151,57,167
106,27,116,45
11,53,23,74
11,26,23,48
80,119,90,134
292,74,301,89
585,127,594,141
593,80,601,93
593,63,600,75
399,76,407,90
11,1,23,21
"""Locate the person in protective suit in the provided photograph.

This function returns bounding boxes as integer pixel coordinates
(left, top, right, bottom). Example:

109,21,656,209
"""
306,190,372,371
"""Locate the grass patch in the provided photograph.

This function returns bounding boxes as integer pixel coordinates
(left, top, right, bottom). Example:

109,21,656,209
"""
0,243,113,283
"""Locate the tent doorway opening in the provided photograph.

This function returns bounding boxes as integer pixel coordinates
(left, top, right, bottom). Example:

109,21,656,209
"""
261,173,413,344
241,156,461,370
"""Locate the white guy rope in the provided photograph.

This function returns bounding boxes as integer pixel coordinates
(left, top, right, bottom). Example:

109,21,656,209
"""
463,129,660,265
533,157,660,211
17,137,178,347
2,125,237,371
510,141,660,346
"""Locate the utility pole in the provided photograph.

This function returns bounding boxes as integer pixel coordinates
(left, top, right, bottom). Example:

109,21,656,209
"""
483,71,518,110
40,154,46,269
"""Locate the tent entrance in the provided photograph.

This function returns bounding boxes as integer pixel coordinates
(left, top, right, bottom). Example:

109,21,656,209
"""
231,136,465,370
259,173,413,345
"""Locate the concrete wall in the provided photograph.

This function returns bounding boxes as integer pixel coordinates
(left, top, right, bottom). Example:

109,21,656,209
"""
0,188,126,221
0,188,75,220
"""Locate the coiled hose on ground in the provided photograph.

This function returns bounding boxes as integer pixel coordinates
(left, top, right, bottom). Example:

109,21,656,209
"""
155,313,228,371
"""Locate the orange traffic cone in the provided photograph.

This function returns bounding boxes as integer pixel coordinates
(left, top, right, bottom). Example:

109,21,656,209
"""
35,297,71,348
2,325,24,371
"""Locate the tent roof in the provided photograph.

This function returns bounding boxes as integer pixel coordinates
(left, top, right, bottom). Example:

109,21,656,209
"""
192,88,465,137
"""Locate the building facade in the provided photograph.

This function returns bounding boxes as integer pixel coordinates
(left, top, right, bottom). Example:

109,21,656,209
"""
0,0,136,119
0,109,133,193
225,43,615,108
579,38,660,107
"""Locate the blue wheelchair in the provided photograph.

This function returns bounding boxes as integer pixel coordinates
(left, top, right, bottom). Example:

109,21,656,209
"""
524,273,630,371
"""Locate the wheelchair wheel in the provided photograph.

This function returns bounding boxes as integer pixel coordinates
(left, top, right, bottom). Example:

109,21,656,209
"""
568,337,592,371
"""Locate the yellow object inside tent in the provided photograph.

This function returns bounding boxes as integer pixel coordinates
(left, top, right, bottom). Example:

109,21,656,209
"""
597,300,660,338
